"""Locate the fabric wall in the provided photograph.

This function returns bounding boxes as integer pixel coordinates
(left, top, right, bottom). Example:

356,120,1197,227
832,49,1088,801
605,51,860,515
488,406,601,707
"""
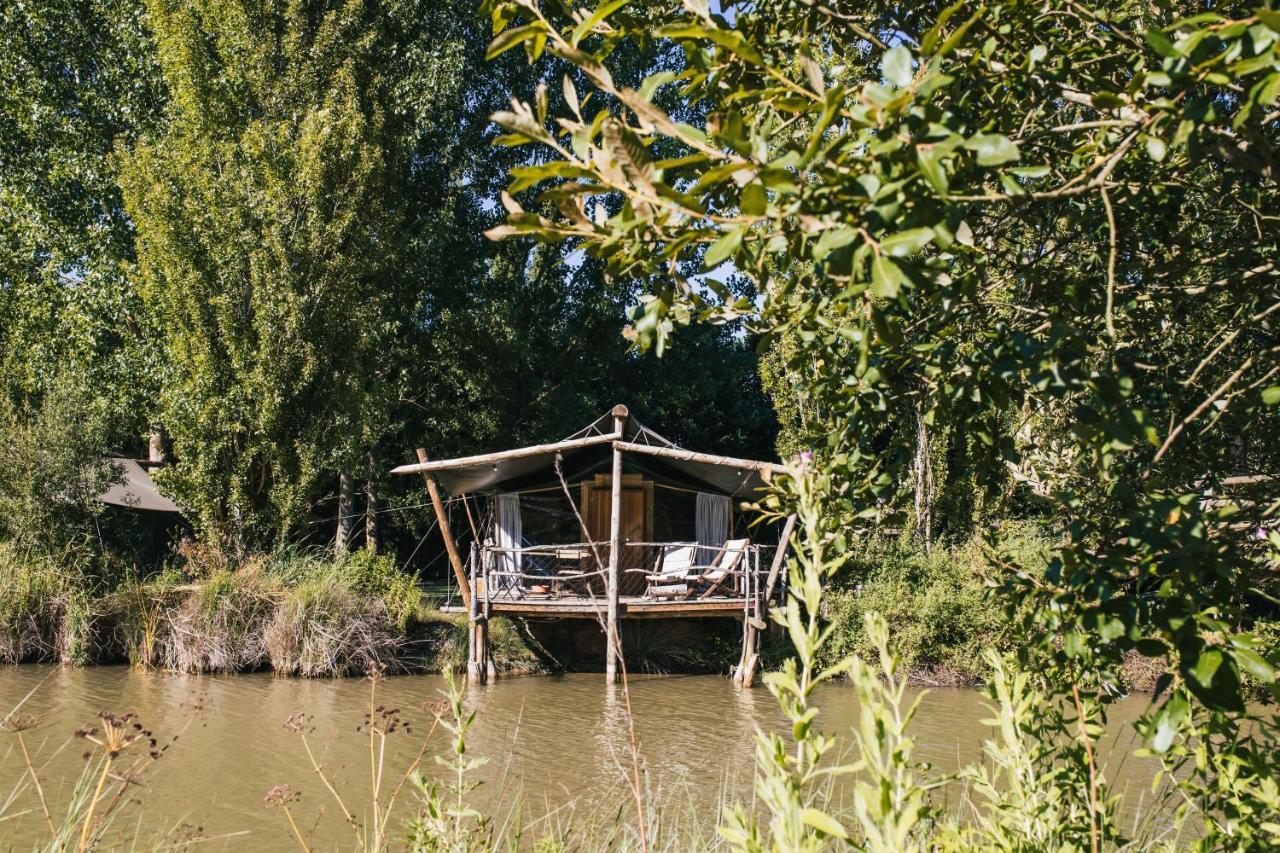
495,493,522,581
695,492,730,565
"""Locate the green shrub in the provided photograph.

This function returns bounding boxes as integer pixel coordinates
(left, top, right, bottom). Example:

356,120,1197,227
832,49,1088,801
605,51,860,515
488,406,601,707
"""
336,549,423,630
821,523,1051,683
265,571,402,676
0,379,118,559
0,545,65,663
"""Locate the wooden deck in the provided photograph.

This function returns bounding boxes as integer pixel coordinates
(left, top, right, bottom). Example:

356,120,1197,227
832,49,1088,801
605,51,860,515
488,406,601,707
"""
448,594,749,620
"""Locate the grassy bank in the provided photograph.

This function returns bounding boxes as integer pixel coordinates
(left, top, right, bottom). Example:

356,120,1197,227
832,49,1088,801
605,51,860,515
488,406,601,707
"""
0,543,548,677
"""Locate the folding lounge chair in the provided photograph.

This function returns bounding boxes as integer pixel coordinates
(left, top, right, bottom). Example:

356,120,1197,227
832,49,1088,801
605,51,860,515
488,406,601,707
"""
692,538,749,599
645,544,697,598
646,539,750,599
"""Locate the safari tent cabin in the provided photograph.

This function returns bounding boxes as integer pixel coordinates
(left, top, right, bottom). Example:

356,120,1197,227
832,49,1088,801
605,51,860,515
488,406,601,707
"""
392,405,794,684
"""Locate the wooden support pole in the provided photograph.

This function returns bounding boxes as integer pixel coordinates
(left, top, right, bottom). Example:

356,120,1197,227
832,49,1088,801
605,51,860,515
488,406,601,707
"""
393,434,618,476
611,441,788,475
761,513,798,607
467,566,481,684
605,404,627,683
484,619,496,683
416,448,470,611
736,548,753,683
739,513,797,687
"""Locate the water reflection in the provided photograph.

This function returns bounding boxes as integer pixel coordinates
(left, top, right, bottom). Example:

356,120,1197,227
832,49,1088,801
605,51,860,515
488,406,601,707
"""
0,666,1163,850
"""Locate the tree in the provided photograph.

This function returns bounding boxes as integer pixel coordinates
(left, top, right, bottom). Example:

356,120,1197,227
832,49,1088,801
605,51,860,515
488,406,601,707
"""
480,0,1280,844
0,0,165,441
118,0,464,550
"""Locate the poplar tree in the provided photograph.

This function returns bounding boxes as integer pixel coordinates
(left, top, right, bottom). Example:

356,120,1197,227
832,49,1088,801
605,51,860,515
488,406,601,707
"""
119,0,429,549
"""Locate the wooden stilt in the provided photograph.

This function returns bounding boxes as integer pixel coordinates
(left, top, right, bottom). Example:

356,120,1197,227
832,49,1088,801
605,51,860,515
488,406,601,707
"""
467,568,482,684
739,513,798,687
481,554,496,683
605,405,627,683
735,547,757,684
483,619,496,682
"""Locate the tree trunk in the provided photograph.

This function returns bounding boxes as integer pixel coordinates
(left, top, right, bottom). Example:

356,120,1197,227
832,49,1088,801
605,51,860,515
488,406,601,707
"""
912,406,935,551
148,428,167,465
364,476,379,553
336,472,354,556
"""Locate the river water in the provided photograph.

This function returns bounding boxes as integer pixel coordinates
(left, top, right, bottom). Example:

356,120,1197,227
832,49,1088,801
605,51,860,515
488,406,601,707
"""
0,666,1163,849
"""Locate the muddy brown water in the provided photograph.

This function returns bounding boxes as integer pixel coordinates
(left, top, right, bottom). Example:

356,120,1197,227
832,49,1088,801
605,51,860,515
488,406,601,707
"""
0,666,1165,850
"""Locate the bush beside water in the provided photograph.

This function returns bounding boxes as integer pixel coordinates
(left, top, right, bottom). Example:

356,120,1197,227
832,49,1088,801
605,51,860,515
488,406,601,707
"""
0,543,547,677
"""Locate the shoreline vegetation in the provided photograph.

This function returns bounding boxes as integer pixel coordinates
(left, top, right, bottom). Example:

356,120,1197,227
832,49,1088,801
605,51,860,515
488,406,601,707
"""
0,523,1202,695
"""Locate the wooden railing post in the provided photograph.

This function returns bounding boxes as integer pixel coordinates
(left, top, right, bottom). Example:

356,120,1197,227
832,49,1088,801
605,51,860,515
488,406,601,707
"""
605,404,627,683
739,515,798,687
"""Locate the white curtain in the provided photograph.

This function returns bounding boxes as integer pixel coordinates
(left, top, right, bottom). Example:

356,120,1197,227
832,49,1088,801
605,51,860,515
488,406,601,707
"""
495,493,522,583
695,492,730,566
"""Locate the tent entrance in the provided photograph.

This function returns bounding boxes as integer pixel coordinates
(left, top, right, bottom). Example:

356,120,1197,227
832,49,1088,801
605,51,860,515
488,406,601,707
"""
581,474,653,595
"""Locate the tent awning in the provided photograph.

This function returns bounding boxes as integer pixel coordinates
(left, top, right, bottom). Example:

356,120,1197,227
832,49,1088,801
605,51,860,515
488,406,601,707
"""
98,459,181,513
393,406,786,497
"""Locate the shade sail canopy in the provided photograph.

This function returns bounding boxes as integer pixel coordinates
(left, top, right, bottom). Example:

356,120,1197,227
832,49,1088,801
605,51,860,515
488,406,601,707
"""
393,407,784,498
98,459,181,513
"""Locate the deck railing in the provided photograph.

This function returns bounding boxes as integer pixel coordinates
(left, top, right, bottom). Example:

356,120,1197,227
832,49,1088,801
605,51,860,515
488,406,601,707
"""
468,540,777,608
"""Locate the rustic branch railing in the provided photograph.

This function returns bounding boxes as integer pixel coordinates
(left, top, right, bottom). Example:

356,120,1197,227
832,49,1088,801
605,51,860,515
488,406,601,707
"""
471,541,776,607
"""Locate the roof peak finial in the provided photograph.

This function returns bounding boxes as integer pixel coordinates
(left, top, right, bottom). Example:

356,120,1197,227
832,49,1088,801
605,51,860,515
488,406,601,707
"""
611,404,630,418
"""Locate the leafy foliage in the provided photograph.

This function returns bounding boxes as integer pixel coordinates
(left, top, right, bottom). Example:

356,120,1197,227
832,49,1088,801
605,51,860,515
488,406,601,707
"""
0,0,165,435
0,378,119,558
481,0,1280,845
118,0,437,549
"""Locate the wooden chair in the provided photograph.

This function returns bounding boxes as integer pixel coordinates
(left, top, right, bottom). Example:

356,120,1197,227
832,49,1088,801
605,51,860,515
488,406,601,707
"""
645,543,697,598
645,539,750,599
692,538,749,599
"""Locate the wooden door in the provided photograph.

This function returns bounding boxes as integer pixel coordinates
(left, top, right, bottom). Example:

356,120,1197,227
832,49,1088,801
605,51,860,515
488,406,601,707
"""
580,474,653,595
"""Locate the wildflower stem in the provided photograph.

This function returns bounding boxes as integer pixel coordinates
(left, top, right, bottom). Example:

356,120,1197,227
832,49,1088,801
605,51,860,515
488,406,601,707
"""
16,731,57,837
379,715,440,841
77,756,113,852
1071,683,1101,853
300,733,365,851
282,803,311,852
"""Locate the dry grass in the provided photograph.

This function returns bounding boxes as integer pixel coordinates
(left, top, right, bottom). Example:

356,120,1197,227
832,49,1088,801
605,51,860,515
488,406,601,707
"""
265,574,405,676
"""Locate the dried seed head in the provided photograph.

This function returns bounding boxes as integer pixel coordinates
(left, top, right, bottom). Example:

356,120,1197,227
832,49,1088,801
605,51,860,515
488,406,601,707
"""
264,784,300,808
284,712,315,734
1,713,38,733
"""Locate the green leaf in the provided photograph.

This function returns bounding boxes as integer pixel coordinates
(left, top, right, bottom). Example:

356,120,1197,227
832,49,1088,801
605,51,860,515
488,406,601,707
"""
801,808,849,839
965,133,1020,165
871,255,906,299
1151,692,1189,753
1145,135,1167,162
1091,91,1126,110
1145,28,1178,57
704,228,742,268
916,147,949,194
571,0,631,48
1261,386,1280,405
638,70,677,102
813,226,858,260
485,23,545,60
740,182,766,216
882,46,914,87
880,227,935,257
1191,647,1224,688
1232,647,1275,683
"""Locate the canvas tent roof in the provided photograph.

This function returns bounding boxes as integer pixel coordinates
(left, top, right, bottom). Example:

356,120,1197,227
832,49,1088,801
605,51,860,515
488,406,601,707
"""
97,459,181,513
392,407,785,497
